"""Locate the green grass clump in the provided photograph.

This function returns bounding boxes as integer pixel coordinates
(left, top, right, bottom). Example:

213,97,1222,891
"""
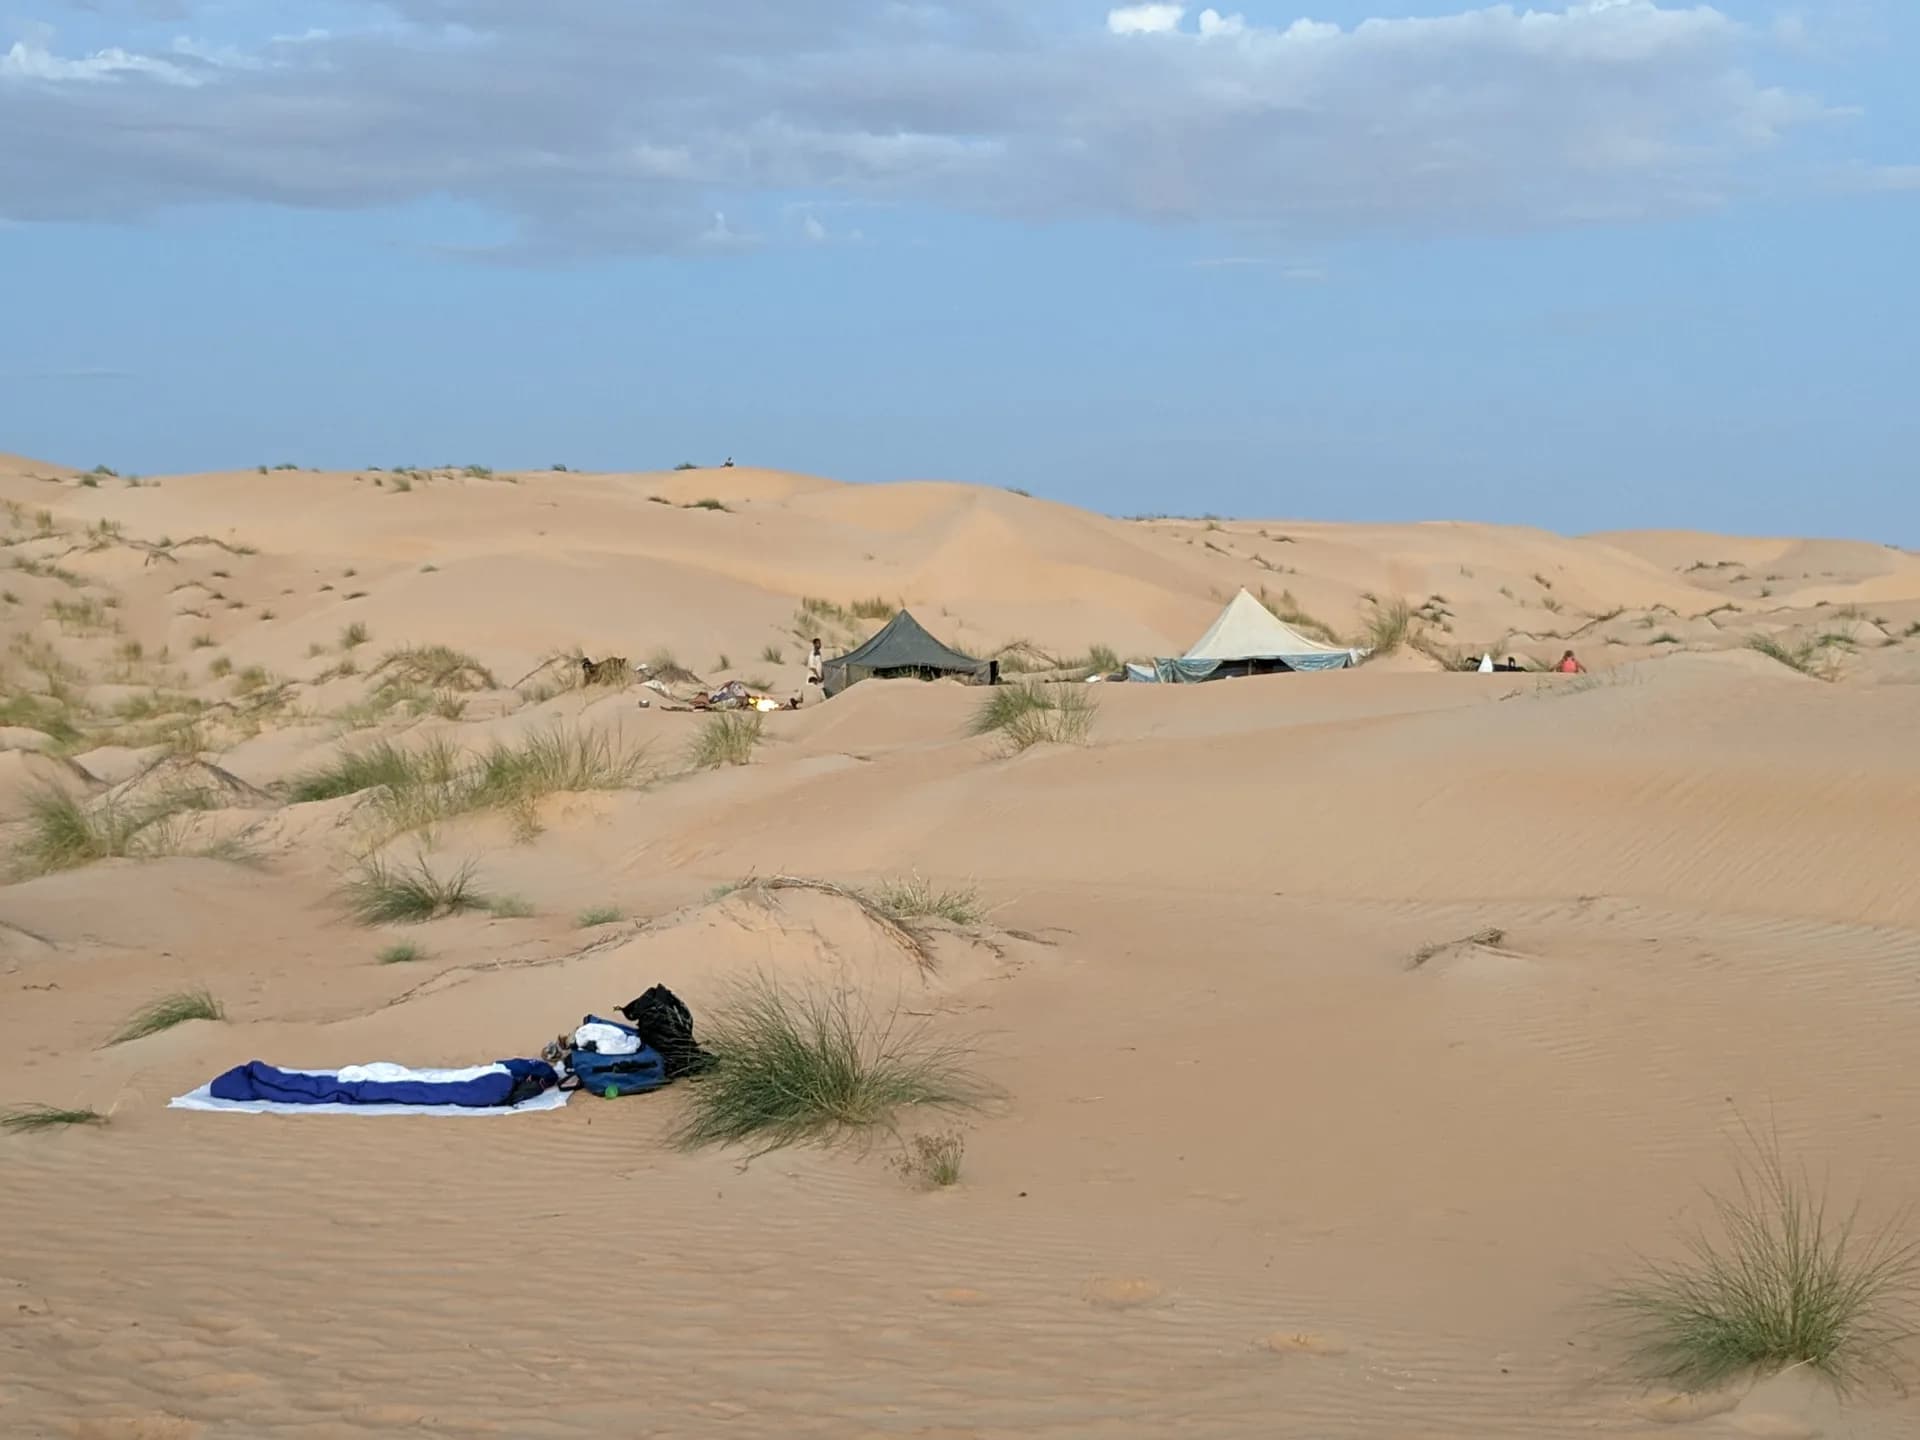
868,873,984,926
0,695,80,744
341,853,486,925
111,988,224,1044
849,596,896,620
470,727,650,807
674,977,987,1151
688,712,763,769
340,621,370,650
13,789,191,877
488,894,536,919
1083,643,1121,676
972,684,1094,753
1364,598,1412,656
1748,633,1837,680
689,497,729,511
969,683,1055,736
576,906,623,928
761,644,785,664
1,1104,108,1134
377,941,425,964
1605,1127,1920,1392
288,737,462,804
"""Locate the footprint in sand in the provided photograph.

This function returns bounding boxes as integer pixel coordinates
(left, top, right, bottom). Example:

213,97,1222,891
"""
1082,1275,1163,1309
1263,1331,1350,1358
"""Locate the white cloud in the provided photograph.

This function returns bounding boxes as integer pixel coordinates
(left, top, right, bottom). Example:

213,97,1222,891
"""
1108,5,1184,37
0,4,1877,257
802,213,828,242
1,37,199,85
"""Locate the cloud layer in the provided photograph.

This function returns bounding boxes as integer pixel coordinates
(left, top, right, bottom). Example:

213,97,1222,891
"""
0,2,1866,256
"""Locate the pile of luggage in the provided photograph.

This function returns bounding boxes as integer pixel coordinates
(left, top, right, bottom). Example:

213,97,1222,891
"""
542,984,716,1098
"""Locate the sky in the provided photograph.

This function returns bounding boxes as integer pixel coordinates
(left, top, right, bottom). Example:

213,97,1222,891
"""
1,1,1916,541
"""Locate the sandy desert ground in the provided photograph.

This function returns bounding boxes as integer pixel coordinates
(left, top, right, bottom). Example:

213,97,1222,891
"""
1,452,1917,1439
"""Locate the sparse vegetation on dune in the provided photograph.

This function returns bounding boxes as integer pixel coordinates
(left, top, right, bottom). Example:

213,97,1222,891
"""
1363,598,1413,657
487,894,535,919
892,1129,967,1188
373,644,494,692
1605,1125,1920,1392
341,853,486,925
969,683,1056,736
674,976,988,1152
1748,634,1840,681
576,906,623,928
290,726,649,835
287,736,463,804
867,873,985,926
340,621,370,650
110,988,224,1044
1,1103,107,1133
689,712,763,769
11,786,258,878
972,683,1095,753
377,941,424,964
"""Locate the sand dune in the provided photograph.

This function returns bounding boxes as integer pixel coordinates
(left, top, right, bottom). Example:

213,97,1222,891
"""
1,456,1917,1438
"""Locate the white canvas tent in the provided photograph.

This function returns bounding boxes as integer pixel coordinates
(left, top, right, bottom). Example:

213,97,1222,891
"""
1128,589,1367,683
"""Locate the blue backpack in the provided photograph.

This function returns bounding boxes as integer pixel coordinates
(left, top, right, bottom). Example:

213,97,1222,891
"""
567,1015,668,1098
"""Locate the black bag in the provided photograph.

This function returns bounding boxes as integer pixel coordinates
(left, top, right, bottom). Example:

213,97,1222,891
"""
617,984,715,1080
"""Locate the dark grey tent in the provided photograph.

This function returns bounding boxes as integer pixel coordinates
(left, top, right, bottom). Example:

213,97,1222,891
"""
820,610,996,698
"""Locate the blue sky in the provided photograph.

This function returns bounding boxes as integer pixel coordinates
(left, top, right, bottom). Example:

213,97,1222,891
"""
2,2,1915,541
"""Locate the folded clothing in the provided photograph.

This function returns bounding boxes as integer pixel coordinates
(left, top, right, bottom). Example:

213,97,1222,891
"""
207,1057,559,1108
573,1022,640,1056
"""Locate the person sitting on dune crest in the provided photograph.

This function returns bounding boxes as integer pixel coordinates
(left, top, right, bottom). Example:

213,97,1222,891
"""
1556,650,1586,674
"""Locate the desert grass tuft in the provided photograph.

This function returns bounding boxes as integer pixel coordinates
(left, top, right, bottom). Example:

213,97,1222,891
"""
1364,598,1413,657
576,905,623,928
110,988,224,1044
487,894,536,919
288,736,462,804
868,873,985,926
2,1103,108,1134
373,643,494,692
1604,1124,1920,1392
995,685,1095,753
377,941,425,964
969,683,1056,736
688,711,763,769
341,853,486,924
674,976,988,1152
12,787,216,877
1748,633,1838,681
891,1129,967,1188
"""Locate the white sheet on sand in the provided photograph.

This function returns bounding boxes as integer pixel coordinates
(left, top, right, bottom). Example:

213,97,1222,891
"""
169,1064,571,1117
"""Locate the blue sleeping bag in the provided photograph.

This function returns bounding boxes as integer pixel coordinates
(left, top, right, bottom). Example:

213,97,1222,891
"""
208,1057,558,1108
